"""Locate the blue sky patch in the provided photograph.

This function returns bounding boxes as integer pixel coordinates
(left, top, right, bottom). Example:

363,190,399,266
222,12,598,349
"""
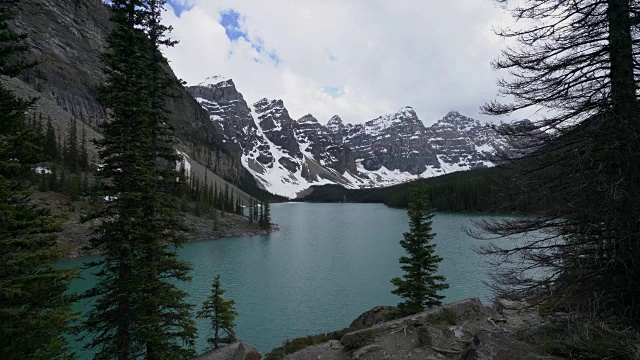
323,86,345,98
267,50,281,66
220,9,249,42
220,9,280,66
167,0,193,17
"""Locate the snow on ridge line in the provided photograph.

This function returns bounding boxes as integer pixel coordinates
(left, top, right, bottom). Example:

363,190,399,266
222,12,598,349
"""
196,75,230,87
242,153,496,198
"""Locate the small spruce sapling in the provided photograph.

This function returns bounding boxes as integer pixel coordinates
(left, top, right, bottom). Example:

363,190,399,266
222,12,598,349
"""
196,275,238,349
391,185,448,315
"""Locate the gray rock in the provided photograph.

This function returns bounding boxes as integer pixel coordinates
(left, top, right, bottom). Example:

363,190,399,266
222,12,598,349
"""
461,330,537,360
349,306,396,330
193,342,261,360
327,340,343,349
351,345,382,360
416,324,445,347
493,298,526,315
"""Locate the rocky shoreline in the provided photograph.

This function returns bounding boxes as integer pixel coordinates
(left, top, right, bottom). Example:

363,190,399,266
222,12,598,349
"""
56,207,273,259
202,298,557,360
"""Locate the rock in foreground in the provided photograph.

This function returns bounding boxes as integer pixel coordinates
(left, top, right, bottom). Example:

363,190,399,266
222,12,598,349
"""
194,342,262,360
281,298,558,360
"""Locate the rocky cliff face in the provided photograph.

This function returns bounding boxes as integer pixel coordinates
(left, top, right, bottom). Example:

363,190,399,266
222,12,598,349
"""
9,0,264,200
426,111,511,168
187,79,518,198
187,80,361,198
334,107,440,175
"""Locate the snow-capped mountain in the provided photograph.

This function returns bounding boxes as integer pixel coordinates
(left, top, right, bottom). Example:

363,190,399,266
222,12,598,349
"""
187,78,515,198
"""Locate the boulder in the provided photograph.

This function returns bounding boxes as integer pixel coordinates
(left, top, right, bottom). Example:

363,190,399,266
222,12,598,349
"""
416,324,445,347
461,330,538,360
351,345,382,360
349,306,396,330
493,298,530,315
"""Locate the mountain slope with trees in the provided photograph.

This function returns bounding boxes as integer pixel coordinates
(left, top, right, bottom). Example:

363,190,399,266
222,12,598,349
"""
0,0,78,358
298,167,524,213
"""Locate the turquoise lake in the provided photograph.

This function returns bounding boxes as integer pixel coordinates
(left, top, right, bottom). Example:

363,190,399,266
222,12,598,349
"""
58,203,509,357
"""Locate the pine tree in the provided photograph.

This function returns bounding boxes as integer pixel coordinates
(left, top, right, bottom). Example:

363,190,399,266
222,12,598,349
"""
478,0,640,319
258,202,264,227
44,118,57,161
203,168,208,198
262,199,271,230
49,163,58,191
70,167,81,201
196,275,238,350
391,186,448,315
79,125,88,170
64,118,78,170
38,168,48,192
213,206,219,231
224,184,230,211
58,162,66,192
213,182,218,209
220,186,226,217
207,183,215,209
82,1,196,359
56,133,63,163
253,202,259,224
248,199,253,224
0,0,77,358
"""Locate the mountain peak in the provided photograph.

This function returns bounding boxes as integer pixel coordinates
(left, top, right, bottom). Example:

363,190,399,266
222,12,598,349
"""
198,75,233,87
328,115,343,125
298,114,318,123
439,111,478,126
396,106,418,119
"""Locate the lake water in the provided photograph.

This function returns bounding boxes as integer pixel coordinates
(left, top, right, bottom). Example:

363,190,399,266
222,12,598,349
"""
58,203,508,357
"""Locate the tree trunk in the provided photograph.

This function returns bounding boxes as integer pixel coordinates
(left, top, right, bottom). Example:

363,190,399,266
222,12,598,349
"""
214,324,220,349
607,0,636,120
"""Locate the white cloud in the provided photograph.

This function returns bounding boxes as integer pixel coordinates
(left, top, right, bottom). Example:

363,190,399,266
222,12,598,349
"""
162,0,518,125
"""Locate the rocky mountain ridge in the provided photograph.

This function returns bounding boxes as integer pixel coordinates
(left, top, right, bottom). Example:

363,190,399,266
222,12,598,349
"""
187,78,517,198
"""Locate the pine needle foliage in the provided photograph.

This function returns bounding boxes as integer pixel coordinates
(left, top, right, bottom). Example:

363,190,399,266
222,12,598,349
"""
81,1,196,359
391,185,448,315
0,0,78,358
196,275,238,350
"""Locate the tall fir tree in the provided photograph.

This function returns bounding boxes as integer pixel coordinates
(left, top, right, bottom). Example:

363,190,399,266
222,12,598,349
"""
136,1,197,357
0,0,77,358
220,186,225,217
82,1,196,359
79,126,88,170
213,182,218,209
262,199,271,230
391,186,448,315
44,118,57,161
195,275,238,350
64,118,78,170
253,202,258,224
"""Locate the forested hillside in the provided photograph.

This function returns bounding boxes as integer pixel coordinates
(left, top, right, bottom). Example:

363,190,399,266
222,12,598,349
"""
300,167,528,213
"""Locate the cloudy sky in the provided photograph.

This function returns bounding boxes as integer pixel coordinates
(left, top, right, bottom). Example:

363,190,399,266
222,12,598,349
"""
159,0,517,126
